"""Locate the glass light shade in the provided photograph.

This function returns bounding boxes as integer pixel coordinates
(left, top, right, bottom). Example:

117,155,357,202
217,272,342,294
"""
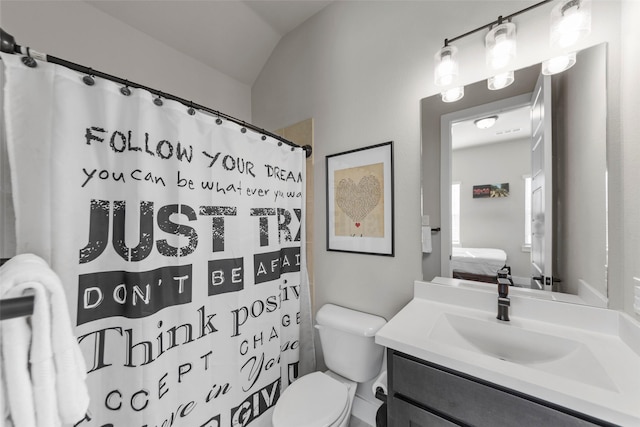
474,116,498,129
485,22,517,70
434,45,459,87
550,0,591,48
488,71,515,90
542,52,577,75
441,86,464,103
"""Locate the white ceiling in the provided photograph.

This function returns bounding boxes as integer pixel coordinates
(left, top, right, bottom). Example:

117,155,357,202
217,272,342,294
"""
88,0,334,86
451,105,532,150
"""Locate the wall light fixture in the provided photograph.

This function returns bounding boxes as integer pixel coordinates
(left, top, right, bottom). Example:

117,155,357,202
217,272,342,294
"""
434,44,459,87
433,0,592,102
550,0,591,49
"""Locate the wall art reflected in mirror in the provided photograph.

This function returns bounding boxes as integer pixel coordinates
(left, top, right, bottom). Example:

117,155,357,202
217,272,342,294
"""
421,43,608,307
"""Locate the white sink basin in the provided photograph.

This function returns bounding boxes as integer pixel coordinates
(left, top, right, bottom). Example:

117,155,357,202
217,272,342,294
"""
375,280,640,425
428,312,618,391
429,312,579,364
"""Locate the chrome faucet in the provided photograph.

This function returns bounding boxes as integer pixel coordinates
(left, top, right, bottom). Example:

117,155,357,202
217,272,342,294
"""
497,269,511,321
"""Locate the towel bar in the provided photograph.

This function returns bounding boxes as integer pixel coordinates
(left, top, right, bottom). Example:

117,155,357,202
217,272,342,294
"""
0,295,35,320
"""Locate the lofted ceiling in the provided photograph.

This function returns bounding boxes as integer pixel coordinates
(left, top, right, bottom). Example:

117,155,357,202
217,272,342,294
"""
88,0,334,86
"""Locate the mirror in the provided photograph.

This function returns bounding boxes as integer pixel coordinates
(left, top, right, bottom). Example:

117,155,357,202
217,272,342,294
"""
421,43,608,307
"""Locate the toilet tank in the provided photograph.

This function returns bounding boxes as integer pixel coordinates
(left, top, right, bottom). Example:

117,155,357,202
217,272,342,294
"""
315,304,387,383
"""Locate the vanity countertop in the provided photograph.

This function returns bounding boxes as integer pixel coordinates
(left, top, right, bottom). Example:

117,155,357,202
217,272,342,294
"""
375,281,640,426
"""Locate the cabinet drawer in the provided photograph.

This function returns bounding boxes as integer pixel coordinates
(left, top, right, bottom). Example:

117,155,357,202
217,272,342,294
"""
390,395,459,427
391,353,601,427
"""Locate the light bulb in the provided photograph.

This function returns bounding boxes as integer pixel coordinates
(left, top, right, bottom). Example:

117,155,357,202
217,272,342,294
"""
542,52,577,75
434,45,459,87
441,86,464,103
550,0,591,49
486,22,517,71
488,71,515,90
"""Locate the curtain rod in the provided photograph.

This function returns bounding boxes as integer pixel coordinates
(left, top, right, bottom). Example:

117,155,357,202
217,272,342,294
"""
0,28,312,158
444,0,553,45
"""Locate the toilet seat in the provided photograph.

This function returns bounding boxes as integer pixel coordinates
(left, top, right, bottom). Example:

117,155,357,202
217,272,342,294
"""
272,372,349,427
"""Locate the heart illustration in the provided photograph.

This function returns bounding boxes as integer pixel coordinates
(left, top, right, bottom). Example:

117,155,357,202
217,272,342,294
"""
335,175,382,223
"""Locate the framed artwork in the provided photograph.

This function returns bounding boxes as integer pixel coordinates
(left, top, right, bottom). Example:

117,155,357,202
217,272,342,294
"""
326,141,394,256
472,183,510,198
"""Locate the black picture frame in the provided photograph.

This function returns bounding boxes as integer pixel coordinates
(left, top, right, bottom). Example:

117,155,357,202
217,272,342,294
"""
326,141,394,256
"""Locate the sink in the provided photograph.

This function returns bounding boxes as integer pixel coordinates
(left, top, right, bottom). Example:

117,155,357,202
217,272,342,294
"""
375,281,640,425
428,312,618,391
429,313,578,364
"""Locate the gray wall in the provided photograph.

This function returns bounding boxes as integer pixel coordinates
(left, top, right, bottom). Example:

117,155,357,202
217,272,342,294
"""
252,1,630,325
0,1,251,120
620,0,640,318
453,139,531,279
2,2,638,322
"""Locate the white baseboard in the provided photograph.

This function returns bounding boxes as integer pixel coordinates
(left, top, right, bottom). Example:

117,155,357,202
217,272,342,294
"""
351,394,382,427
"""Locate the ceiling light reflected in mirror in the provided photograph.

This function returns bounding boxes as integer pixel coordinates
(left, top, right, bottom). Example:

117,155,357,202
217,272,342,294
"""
474,116,499,129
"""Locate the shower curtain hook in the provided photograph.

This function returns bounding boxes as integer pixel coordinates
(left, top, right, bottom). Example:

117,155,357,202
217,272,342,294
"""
154,92,163,107
240,121,247,134
82,68,95,86
258,127,267,141
120,80,131,96
187,101,196,116
21,47,37,68
216,111,223,125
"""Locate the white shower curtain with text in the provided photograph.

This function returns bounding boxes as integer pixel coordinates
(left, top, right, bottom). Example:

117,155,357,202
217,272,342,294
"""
2,53,308,427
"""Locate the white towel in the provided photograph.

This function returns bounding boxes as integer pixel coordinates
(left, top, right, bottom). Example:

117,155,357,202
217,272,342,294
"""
3,283,57,427
422,225,432,253
1,310,35,427
0,254,90,426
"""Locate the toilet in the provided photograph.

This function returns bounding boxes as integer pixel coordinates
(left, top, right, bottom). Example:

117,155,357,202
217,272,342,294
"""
272,304,387,427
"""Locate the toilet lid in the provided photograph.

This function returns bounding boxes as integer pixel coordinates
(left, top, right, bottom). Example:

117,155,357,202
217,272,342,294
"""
272,372,349,427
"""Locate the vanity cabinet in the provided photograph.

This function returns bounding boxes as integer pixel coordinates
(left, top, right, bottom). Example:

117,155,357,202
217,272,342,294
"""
386,349,613,427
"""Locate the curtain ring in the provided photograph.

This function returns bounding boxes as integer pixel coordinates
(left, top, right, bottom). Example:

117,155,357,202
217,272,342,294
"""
154,92,163,106
21,55,37,68
261,135,267,141
82,68,95,86
187,101,196,116
120,80,131,96
216,112,223,125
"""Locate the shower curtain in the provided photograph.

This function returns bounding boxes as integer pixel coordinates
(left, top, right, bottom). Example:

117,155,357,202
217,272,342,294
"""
1,53,310,427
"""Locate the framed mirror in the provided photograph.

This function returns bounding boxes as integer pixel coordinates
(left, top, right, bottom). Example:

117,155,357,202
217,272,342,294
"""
421,43,608,307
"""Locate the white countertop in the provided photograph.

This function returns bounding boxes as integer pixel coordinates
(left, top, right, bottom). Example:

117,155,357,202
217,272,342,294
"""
375,280,640,426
